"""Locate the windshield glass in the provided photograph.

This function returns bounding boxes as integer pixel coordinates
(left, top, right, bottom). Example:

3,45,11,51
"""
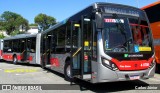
103,16,153,53
103,16,131,52
130,18,150,46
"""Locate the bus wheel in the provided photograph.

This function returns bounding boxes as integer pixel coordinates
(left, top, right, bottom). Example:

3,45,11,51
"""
41,61,45,69
64,62,73,81
13,56,17,65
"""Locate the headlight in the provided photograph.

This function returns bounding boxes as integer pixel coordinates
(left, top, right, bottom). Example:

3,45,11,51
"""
102,58,119,71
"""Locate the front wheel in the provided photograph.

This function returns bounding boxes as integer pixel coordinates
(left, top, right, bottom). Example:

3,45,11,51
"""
13,56,17,65
64,62,73,81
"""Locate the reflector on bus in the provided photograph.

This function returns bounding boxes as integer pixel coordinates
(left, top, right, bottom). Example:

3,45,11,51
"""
74,24,80,27
84,18,91,21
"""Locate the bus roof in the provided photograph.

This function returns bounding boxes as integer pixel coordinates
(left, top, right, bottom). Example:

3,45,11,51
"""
42,2,142,35
141,1,160,10
3,33,37,40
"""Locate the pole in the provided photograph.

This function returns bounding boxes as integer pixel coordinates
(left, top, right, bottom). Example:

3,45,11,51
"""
136,0,139,8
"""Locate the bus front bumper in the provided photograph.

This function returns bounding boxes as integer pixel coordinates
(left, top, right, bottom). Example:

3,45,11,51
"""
91,63,156,83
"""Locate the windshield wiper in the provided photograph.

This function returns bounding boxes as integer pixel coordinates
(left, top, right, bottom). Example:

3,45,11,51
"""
112,13,127,43
112,13,131,51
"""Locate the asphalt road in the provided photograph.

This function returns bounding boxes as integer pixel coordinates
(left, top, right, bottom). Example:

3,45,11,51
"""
0,61,160,93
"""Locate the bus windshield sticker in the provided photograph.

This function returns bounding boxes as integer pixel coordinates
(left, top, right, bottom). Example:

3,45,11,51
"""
139,46,151,51
134,45,139,52
124,54,129,58
84,41,89,46
104,19,124,23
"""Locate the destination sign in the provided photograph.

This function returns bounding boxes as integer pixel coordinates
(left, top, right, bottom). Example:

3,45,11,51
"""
99,5,144,17
104,7,140,17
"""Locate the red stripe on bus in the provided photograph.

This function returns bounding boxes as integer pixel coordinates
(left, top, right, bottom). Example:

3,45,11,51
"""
0,50,2,56
29,56,33,61
17,55,33,61
17,55,22,61
111,58,153,71
3,54,13,60
3,54,33,62
50,58,60,67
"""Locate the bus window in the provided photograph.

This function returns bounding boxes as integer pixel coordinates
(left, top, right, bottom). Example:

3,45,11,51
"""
51,33,57,53
142,27,149,46
132,26,142,45
13,39,20,52
27,39,31,52
66,24,71,47
72,25,80,48
30,38,36,53
3,40,10,52
57,26,65,46
129,18,150,46
20,39,26,53
83,19,92,50
51,26,66,53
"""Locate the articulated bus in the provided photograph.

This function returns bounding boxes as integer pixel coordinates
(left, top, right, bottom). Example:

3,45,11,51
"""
141,1,160,72
1,2,156,83
2,34,41,64
40,2,155,83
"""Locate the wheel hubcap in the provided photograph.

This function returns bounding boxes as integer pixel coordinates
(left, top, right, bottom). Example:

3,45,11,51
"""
14,57,17,63
66,65,71,77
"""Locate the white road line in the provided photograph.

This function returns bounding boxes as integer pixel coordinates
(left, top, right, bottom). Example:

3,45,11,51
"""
15,74,22,75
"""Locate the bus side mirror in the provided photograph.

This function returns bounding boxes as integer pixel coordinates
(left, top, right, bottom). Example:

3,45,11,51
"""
96,14,104,29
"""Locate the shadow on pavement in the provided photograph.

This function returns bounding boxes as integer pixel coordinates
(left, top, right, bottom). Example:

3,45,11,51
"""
73,79,149,92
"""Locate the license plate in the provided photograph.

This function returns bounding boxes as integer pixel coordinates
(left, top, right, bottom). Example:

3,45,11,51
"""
129,75,140,80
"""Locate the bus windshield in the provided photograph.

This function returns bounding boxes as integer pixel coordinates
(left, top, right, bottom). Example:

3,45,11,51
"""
103,16,153,53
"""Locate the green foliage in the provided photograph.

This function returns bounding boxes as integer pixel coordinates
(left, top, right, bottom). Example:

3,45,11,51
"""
0,11,29,35
34,13,56,32
0,33,5,39
10,30,20,36
29,23,38,26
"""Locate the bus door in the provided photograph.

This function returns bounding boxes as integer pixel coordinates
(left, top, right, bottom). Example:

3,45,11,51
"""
71,16,92,80
20,39,27,61
26,39,31,61
44,34,52,66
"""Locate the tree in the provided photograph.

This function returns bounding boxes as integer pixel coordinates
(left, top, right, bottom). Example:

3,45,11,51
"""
34,13,56,32
17,16,29,32
0,11,29,35
29,23,38,26
0,33,5,39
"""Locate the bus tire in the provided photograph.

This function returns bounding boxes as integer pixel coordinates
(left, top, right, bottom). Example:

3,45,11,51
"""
64,62,73,81
13,55,17,65
41,61,45,69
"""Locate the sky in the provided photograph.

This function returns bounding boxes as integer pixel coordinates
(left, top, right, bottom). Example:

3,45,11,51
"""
0,0,158,24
